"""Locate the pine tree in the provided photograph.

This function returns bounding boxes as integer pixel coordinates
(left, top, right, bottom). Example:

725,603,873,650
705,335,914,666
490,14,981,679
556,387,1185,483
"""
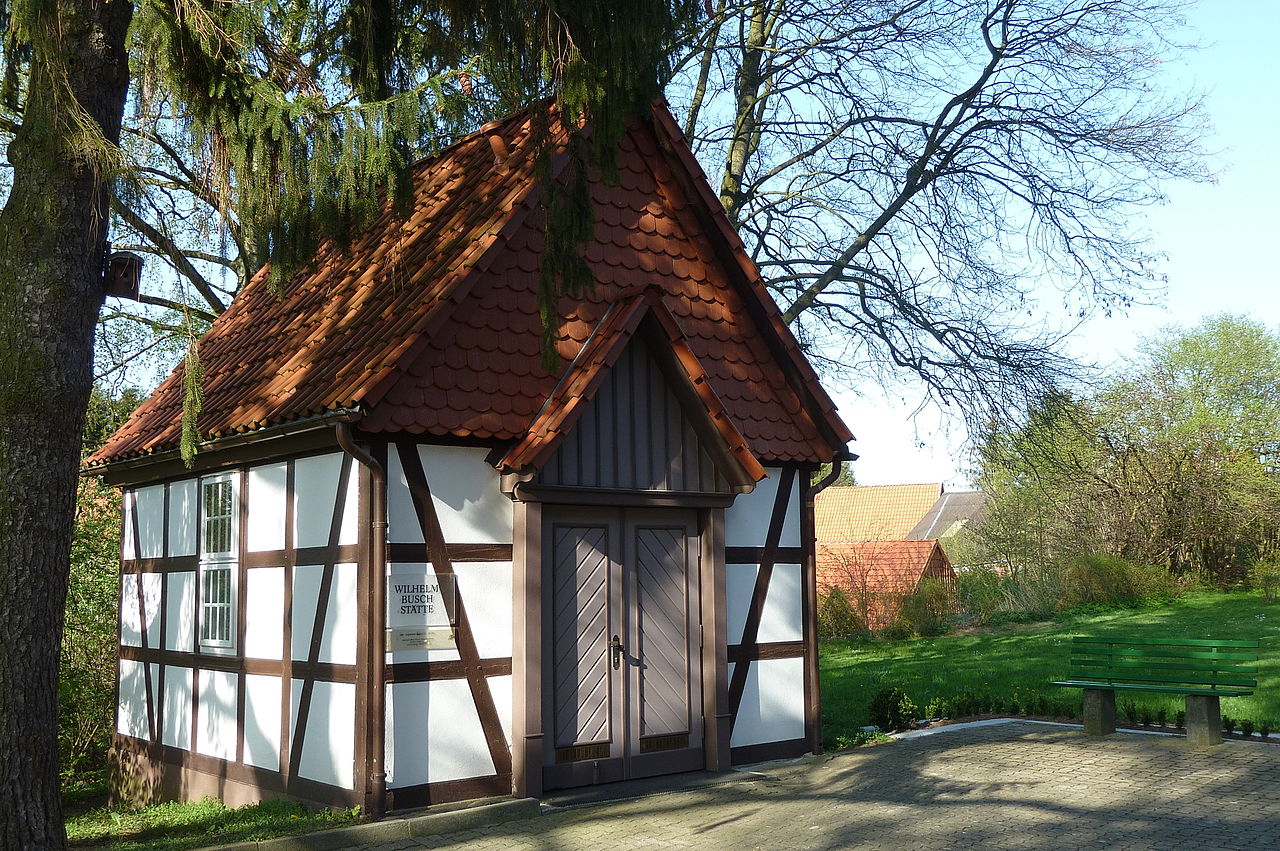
0,1,697,844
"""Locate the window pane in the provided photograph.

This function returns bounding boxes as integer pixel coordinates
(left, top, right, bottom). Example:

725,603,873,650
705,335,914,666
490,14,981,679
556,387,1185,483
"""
202,480,235,556
200,565,234,645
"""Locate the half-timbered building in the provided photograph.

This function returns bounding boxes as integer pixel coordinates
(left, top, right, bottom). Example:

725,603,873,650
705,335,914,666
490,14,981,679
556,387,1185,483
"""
86,100,855,814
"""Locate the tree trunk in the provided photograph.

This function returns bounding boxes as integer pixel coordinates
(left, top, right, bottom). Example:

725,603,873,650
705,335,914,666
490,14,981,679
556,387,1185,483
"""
717,0,774,226
0,1,132,846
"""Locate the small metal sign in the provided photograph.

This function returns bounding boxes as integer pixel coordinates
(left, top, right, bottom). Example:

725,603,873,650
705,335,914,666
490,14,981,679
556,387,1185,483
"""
386,572,457,653
386,626,456,651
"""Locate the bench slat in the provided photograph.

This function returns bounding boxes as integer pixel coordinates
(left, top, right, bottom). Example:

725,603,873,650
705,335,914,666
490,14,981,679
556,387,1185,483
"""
1069,669,1257,689
1077,647,1257,663
1069,657,1257,675
1071,636,1260,649
1050,680,1254,697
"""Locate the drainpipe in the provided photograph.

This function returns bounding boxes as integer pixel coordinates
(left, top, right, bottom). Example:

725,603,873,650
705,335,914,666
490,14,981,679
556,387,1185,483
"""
804,446,857,755
811,447,858,495
335,422,387,817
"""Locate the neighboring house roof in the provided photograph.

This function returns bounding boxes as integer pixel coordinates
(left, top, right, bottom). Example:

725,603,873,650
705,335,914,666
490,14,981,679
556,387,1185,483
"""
87,100,852,471
814,483,943,543
907,490,988,540
816,539,953,629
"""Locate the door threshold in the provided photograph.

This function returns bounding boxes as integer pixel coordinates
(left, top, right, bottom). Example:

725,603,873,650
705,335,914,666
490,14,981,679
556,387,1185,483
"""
540,767,772,810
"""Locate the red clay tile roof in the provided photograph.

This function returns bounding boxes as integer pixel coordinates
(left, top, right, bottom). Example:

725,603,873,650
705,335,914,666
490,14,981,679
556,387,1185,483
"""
814,483,944,543
816,539,953,629
87,100,852,470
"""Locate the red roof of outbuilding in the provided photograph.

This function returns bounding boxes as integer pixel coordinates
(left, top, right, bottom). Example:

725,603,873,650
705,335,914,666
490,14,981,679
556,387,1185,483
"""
816,539,954,629
87,101,852,470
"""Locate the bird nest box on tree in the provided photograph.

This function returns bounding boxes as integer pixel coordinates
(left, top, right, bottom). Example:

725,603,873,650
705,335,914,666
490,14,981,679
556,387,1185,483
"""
85,99,854,814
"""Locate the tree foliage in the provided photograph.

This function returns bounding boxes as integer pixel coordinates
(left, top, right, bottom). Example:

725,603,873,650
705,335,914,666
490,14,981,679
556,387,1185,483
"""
976,315,1280,582
62,387,143,792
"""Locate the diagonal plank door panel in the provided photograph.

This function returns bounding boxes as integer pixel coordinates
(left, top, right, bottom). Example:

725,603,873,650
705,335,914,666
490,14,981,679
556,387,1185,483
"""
551,524,613,748
634,526,691,737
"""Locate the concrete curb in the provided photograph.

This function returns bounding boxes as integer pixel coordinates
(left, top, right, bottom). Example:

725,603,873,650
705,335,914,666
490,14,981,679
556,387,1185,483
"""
214,797,541,850
888,716,1272,742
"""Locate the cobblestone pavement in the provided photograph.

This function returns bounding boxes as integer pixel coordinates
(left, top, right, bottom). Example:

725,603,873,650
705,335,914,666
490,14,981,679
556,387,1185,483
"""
364,721,1280,850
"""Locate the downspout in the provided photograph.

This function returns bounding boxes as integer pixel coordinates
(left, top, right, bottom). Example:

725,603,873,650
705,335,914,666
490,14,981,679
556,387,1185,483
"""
811,448,858,495
803,446,857,755
335,422,387,817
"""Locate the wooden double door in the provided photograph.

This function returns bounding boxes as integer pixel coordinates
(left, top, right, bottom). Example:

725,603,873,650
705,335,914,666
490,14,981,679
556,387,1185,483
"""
543,507,704,789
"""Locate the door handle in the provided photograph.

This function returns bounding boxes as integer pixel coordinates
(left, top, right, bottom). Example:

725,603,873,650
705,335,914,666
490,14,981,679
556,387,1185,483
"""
610,634,625,670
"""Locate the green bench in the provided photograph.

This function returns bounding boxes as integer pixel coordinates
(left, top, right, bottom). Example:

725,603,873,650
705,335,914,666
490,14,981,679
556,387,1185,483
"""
1050,636,1259,747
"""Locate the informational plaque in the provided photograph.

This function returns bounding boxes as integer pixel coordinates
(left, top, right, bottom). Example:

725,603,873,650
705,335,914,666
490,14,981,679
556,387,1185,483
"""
386,625,455,651
386,573,456,651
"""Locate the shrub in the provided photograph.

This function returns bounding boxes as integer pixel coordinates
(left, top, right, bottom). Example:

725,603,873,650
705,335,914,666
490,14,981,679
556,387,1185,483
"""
1241,719,1255,737
923,696,950,719
1157,708,1168,727
899,577,955,637
1063,553,1181,608
881,620,914,641
61,477,123,792
951,691,979,717
1222,715,1236,734
955,568,1005,625
1261,721,1272,739
1175,709,1186,729
1139,706,1153,726
817,587,864,640
868,687,919,732
1121,698,1139,726
1001,565,1067,620
1248,558,1280,603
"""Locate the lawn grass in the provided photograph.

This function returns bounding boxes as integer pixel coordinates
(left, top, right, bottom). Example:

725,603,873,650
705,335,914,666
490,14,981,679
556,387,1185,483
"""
820,590,1280,743
66,797,362,850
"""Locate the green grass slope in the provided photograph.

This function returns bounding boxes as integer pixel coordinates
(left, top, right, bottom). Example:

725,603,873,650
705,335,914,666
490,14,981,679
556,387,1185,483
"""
821,591,1280,740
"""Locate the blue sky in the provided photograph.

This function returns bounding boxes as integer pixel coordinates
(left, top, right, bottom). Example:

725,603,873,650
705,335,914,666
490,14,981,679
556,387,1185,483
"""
837,0,1280,487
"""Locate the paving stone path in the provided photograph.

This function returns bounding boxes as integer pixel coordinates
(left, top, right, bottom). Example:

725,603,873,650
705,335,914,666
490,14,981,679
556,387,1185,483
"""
364,721,1280,850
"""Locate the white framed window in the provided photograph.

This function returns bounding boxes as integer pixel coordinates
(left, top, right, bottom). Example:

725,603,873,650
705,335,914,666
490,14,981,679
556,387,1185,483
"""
198,474,239,652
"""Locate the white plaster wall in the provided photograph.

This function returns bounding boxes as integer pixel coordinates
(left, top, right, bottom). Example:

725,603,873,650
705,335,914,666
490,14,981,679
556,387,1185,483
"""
247,463,288,552
385,678,493,788
168,479,198,557
134,485,166,558
196,669,238,761
293,453,359,549
243,674,282,771
122,493,135,561
116,659,149,739
728,657,806,748
454,563,513,659
725,564,757,646
164,571,196,652
386,445,513,544
244,567,285,660
487,674,513,747
291,563,357,664
161,666,193,749
120,573,162,648
291,679,355,789
725,563,803,645
724,467,801,548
